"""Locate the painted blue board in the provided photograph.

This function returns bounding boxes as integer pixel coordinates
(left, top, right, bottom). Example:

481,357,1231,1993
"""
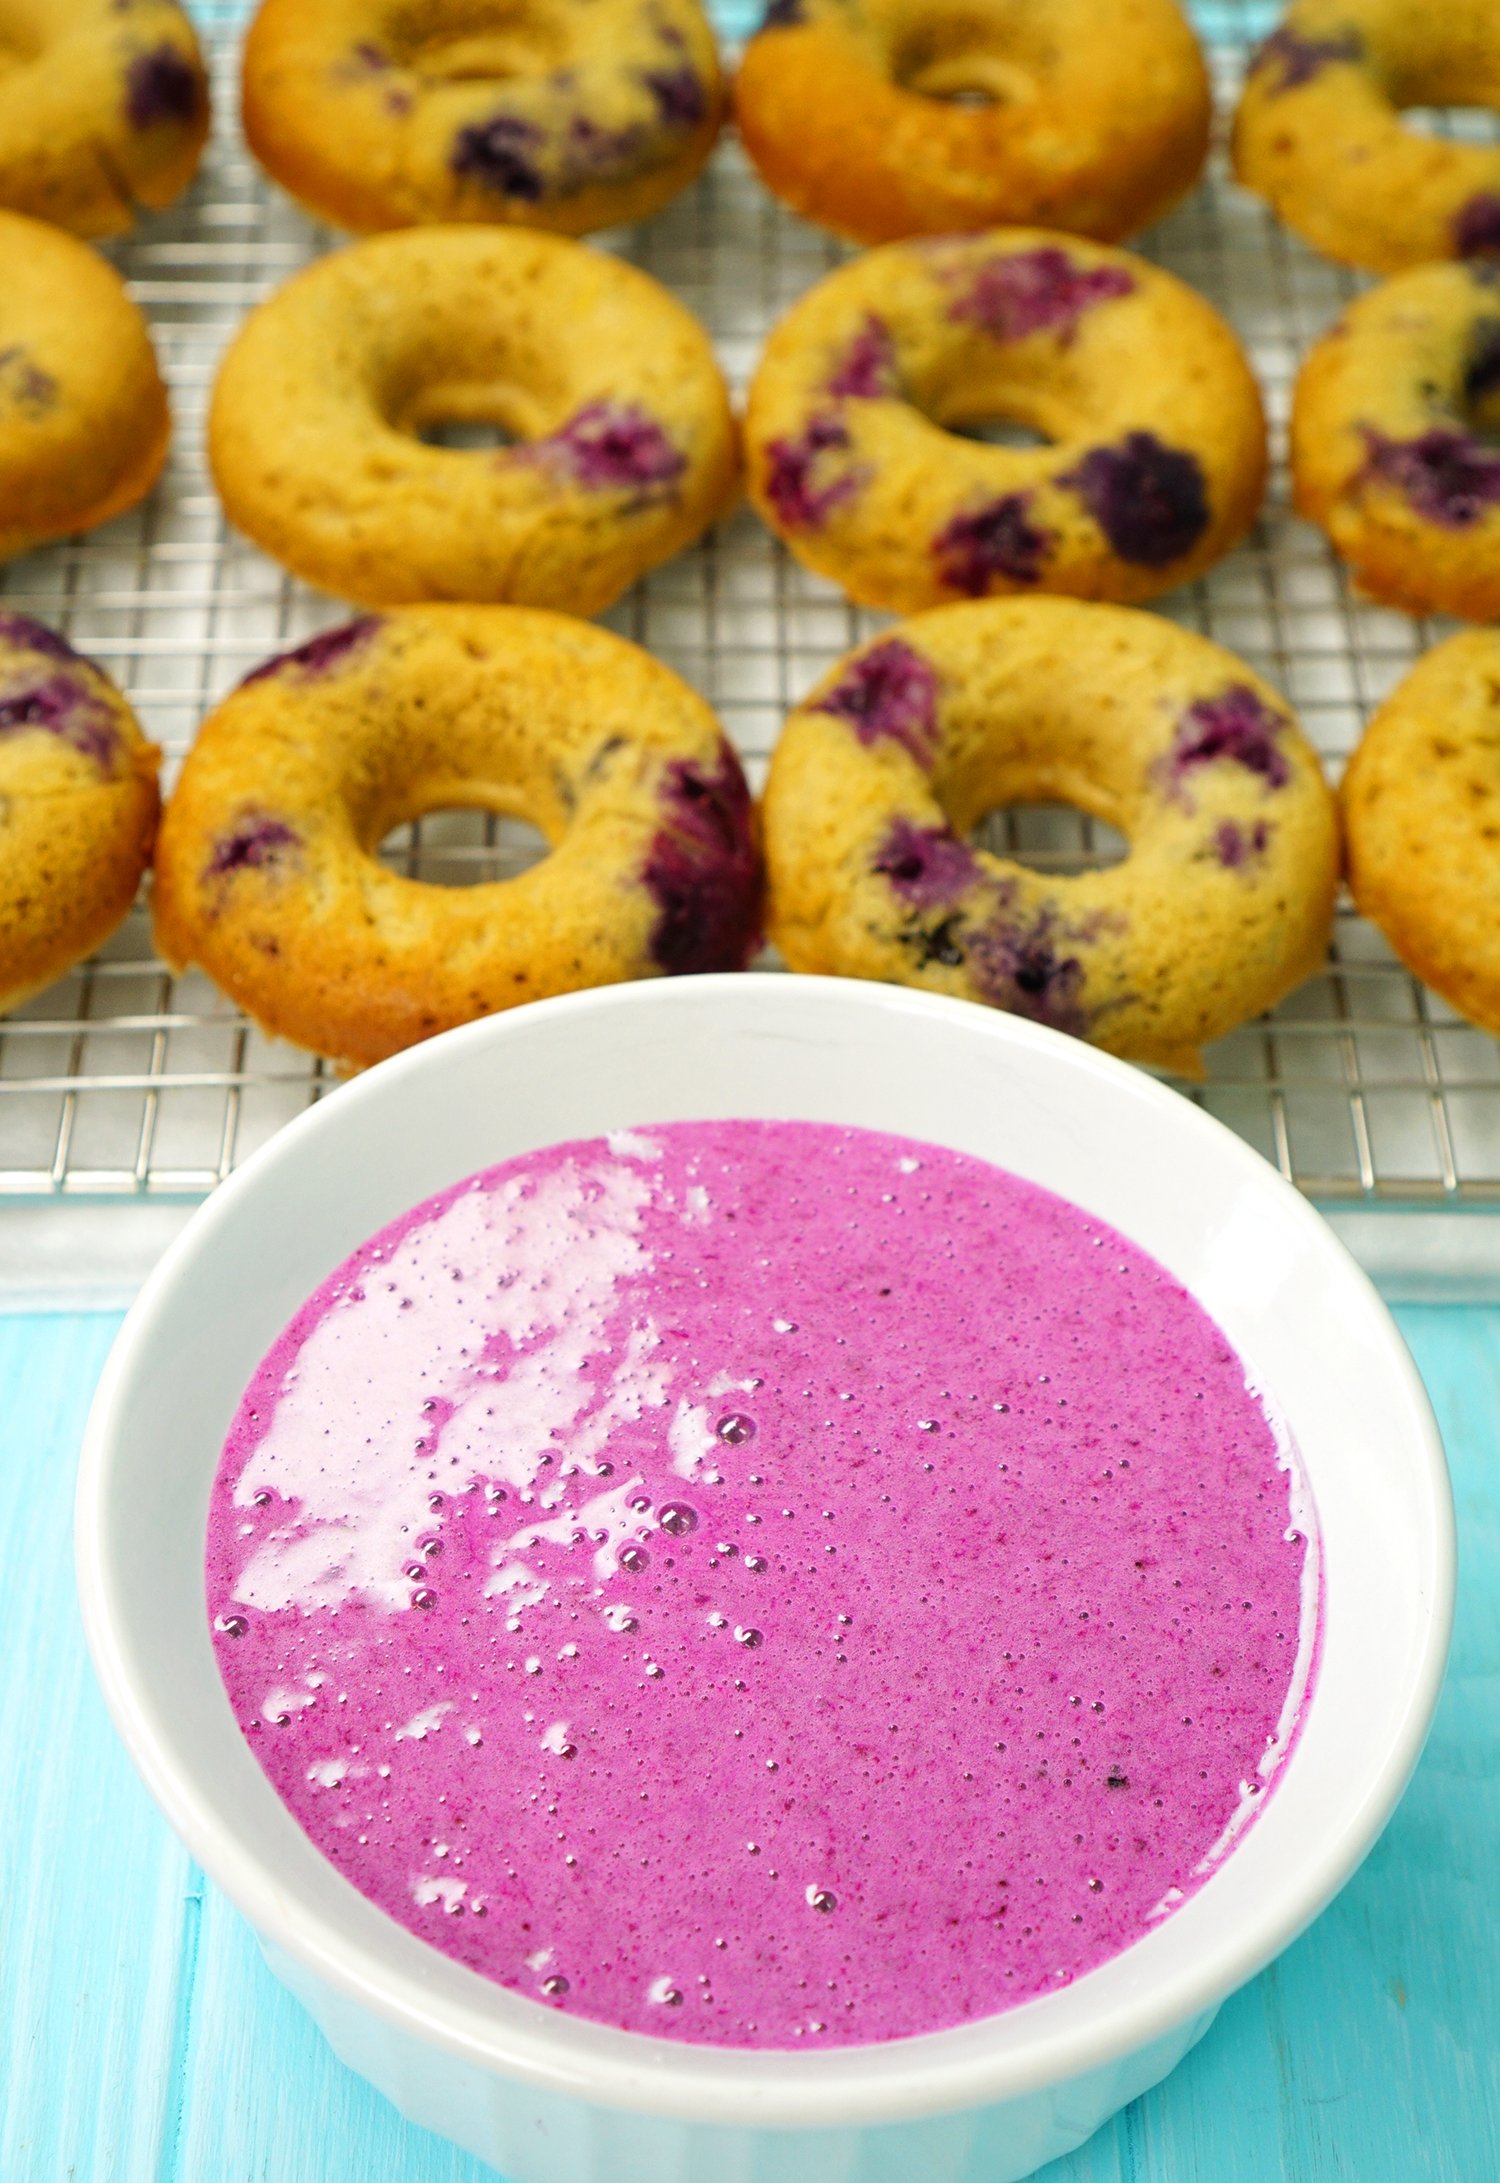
3,1304,1496,2182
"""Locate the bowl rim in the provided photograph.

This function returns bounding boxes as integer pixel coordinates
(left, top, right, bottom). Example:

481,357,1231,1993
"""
75,974,1455,2129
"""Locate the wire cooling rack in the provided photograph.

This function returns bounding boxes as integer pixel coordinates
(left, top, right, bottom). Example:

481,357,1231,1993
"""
3,2,1499,1207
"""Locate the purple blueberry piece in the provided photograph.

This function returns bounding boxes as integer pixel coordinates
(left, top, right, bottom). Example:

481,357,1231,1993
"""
1214,818,1271,868
452,114,545,201
526,402,685,495
933,493,1053,594
967,904,1090,1037
643,65,707,129
642,747,763,975
760,0,805,24
349,40,389,71
0,613,80,664
827,316,898,400
1465,320,1500,407
0,675,118,771
241,617,382,686
762,414,862,529
944,247,1135,343
563,113,648,181
1361,427,1500,527
1249,25,1364,94
873,817,980,908
125,43,204,130
811,639,941,766
1170,685,1291,792
206,814,301,878
1062,432,1209,567
0,347,57,410
1455,194,1500,259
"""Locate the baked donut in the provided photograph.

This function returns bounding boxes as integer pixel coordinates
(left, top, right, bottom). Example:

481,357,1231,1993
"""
1291,261,1500,622
152,607,762,1070
734,0,1210,246
1233,2,1500,274
0,1,207,237
1342,632,1500,1035
0,211,171,561
242,0,722,235
744,231,1266,614
762,598,1338,1074
209,227,737,615
0,614,159,1013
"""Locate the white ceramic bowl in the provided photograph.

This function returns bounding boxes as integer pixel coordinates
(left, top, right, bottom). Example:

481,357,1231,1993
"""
77,976,1454,2183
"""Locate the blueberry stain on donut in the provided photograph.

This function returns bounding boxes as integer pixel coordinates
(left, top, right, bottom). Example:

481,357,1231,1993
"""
827,318,899,400
966,904,1097,1038
561,113,652,188
333,40,413,114
1214,819,1271,871
762,415,865,529
643,65,707,129
943,249,1135,345
1168,685,1291,795
873,817,980,908
811,639,941,765
0,675,119,773
641,748,762,975
205,814,302,880
933,495,1054,596
1360,426,1500,528
242,617,383,687
0,614,80,666
451,115,546,202
1456,196,1500,261
125,44,205,131
1248,26,1364,95
1061,432,1210,568
899,912,970,972
0,347,57,412
525,402,686,497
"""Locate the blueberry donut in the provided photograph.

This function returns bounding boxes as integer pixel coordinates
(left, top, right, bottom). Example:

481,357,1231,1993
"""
762,599,1338,1074
0,1,207,237
0,211,171,561
735,0,1209,247
242,0,722,236
1233,2,1500,274
1342,633,1500,1035
209,227,737,615
744,232,1266,614
152,608,762,1070
1292,262,1500,622
0,615,160,1013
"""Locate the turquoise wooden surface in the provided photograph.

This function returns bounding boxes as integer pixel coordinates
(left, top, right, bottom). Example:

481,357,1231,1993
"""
3,1304,1496,2181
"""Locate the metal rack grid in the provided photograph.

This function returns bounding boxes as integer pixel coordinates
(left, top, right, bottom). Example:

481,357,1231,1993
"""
3,4,1499,1205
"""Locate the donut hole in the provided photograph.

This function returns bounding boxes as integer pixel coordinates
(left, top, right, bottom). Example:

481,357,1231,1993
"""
945,415,1052,450
1397,105,1500,146
391,375,547,449
381,1,569,80
893,22,1036,108
416,418,517,451
379,806,550,886
970,800,1128,875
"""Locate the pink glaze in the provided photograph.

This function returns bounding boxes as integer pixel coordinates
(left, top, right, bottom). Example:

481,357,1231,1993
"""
207,1121,1317,2048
